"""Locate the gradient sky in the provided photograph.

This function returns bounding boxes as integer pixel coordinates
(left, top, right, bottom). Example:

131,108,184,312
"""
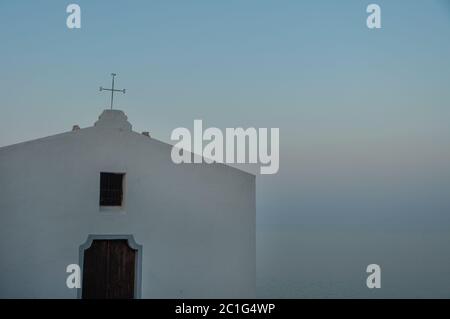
1,0,450,297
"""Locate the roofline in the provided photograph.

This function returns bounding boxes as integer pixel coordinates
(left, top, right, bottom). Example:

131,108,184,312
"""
0,127,256,177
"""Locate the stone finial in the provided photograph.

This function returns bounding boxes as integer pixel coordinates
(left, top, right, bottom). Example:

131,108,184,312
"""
94,109,132,131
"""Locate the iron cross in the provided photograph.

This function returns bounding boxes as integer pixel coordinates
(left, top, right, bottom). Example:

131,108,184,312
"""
100,73,126,110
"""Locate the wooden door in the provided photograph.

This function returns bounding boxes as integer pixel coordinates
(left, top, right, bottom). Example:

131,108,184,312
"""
82,239,136,299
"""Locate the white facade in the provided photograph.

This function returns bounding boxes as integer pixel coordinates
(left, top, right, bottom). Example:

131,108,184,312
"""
0,110,255,298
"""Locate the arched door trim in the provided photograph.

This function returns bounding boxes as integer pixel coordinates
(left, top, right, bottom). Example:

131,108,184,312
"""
78,234,142,299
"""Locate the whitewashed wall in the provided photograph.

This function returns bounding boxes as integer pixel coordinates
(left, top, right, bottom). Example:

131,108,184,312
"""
0,110,255,298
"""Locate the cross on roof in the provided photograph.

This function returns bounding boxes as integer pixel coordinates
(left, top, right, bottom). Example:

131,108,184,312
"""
100,73,126,110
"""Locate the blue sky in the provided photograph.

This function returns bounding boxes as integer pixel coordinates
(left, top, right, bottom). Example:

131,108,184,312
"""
1,0,450,297
1,0,449,146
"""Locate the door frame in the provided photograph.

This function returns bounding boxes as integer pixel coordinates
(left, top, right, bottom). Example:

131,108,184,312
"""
78,234,143,299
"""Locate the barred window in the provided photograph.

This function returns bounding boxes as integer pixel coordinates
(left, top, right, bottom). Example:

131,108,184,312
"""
99,172,124,207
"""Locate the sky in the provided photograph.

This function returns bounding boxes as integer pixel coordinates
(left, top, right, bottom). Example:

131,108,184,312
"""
1,0,450,297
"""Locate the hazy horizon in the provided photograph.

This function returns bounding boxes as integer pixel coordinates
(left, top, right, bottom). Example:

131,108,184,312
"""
1,0,450,297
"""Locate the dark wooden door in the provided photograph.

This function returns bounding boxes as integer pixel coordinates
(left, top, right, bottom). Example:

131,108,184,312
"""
82,239,136,299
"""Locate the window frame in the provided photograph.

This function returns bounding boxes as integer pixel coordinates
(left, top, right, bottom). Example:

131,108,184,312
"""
99,172,126,210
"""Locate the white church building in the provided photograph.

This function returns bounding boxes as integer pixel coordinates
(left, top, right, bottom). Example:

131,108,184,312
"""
0,109,255,298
